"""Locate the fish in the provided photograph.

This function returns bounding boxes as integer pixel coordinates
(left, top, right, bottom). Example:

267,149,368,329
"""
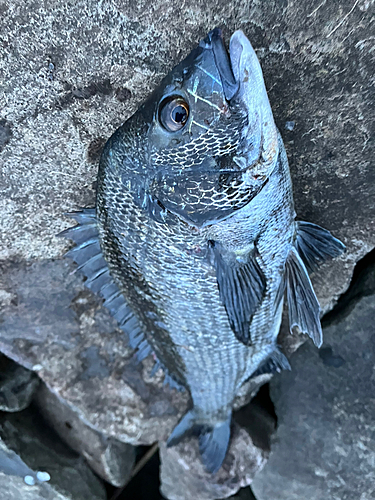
61,28,345,474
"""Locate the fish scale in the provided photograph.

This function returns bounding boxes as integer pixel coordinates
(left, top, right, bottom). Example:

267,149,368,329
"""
62,29,345,474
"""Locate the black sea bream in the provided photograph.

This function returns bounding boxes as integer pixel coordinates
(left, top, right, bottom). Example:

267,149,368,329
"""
62,29,345,473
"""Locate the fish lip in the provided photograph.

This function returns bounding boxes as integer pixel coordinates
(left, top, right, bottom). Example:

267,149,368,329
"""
229,30,257,89
204,28,239,101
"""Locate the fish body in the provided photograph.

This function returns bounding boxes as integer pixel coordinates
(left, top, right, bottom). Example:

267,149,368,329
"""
62,29,345,473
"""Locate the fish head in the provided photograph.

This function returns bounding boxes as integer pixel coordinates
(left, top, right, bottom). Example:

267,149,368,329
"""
103,29,279,227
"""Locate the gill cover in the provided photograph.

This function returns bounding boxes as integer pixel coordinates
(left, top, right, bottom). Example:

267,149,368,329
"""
142,30,279,227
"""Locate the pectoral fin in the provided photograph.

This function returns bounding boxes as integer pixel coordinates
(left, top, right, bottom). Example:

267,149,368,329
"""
283,247,323,347
211,242,266,345
296,221,346,272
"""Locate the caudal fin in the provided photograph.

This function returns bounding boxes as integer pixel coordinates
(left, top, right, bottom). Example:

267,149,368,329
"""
167,410,232,474
199,417,231,474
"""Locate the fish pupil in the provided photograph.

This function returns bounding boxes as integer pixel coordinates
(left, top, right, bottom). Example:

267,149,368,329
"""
172,105,187,124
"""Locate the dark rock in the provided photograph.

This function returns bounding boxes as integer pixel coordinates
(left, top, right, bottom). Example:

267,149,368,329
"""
87,137,107,164
115,87,132,103
0,406,106,500
0,119,12,152
0,355,39,412
252,261,375,500
228,488,257,500
35,382,136,487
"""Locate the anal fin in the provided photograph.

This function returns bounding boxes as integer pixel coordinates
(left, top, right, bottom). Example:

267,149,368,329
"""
211,242,266,345
296,221,346,272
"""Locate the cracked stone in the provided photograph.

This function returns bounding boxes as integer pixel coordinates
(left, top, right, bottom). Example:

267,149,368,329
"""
252,257,375,500
0,355,40,413
0,406,106,500
35,382,136,487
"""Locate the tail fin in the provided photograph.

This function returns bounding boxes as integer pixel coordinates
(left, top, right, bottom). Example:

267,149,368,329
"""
199,417,231,474
167,410,231,474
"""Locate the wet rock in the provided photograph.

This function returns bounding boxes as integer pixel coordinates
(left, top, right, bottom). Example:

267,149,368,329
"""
252,259,375,500
35,382,136,487
0,406,106,500
160,401,274,500
0,355,39,412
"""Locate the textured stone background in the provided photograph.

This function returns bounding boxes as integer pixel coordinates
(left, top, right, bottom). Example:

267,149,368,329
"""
0,0,374,498
252,254,375,500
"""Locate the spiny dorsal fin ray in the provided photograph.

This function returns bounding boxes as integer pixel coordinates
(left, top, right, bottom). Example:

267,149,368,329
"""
211,242,266,346
251,347,291,378
60,209,184,390
285,247,322,347
296,221,346,272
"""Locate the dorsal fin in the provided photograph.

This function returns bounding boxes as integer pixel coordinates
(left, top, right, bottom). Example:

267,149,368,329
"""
295,221,346,272
210,241,266,346
59,210,184,390
60,210,144,349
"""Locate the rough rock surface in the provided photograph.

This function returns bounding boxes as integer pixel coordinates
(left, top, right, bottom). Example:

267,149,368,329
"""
0,406,106,500
0,355,39,413
35,383,136,487
0,0,374,498
252,257,375,500
0,259,188,444
160,401,275,500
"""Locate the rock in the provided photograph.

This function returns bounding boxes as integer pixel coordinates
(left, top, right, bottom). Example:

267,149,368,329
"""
0,0,374,498
228,488,257,500
251,258,375,500
0,0,373,295
0,354,39,412
160,401,274,500
0,406,106,500
35,382,136,487
0,259,188,444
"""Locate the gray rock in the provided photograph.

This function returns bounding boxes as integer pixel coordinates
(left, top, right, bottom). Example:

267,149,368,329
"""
35,382,136,487
0,259,188,443
0,407,106,500
252,260,375,500
0,355,39,412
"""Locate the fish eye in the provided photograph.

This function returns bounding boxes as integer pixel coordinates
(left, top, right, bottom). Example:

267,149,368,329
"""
159,96,189,132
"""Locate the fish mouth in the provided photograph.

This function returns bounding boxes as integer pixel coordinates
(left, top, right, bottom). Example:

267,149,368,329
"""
203,28,239,101
228,30,257,86
203,29,256,103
